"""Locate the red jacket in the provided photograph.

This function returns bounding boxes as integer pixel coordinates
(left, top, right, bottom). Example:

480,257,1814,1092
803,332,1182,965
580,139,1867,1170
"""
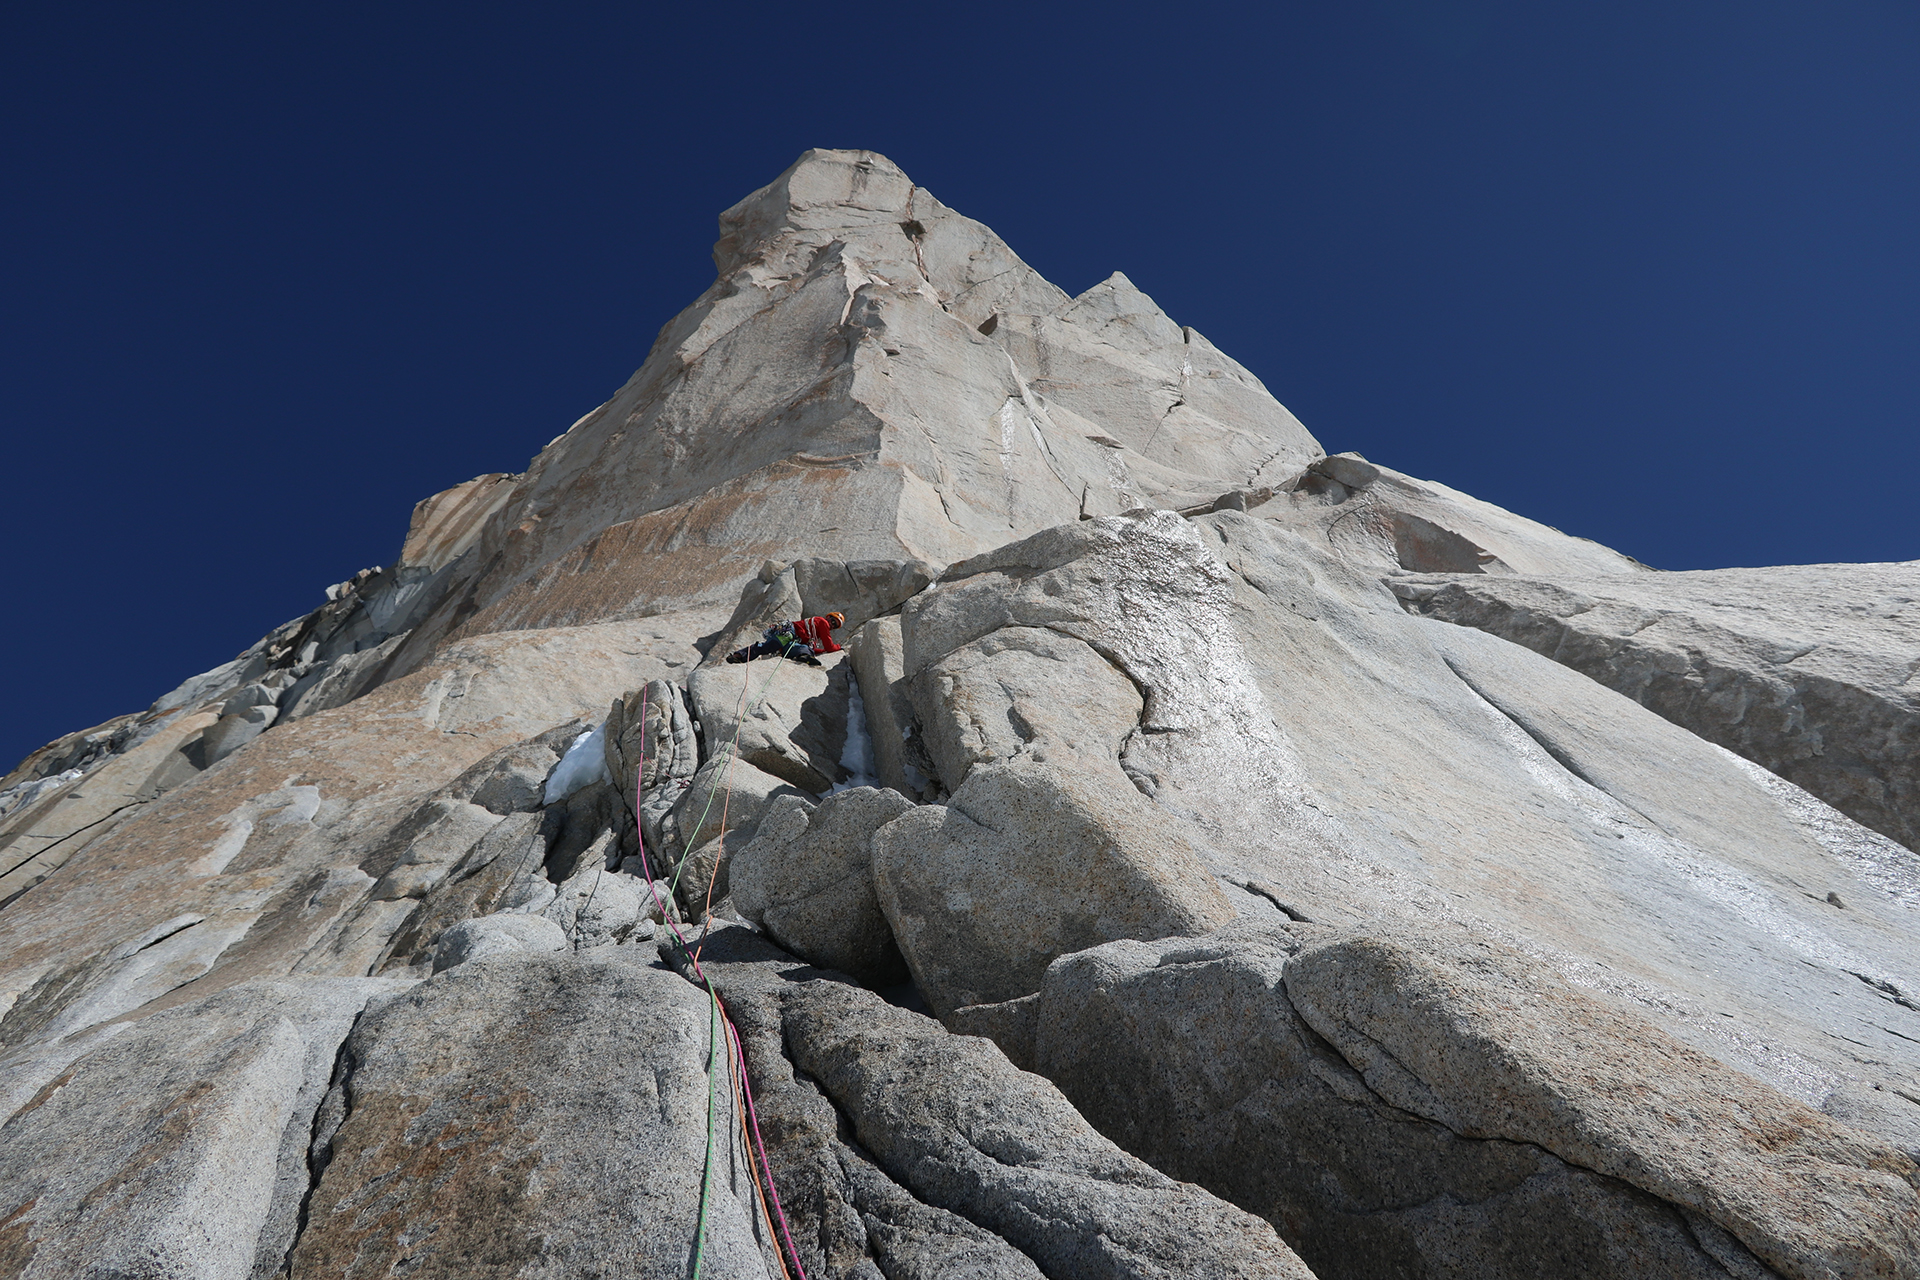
792,615,843,655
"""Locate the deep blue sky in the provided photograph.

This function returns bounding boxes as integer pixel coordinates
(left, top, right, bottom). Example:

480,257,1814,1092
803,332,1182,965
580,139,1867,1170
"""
5,1,1917,766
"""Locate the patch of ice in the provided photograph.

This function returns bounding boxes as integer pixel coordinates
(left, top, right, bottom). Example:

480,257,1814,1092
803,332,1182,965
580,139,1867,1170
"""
829,677,879,795
543,724,611,805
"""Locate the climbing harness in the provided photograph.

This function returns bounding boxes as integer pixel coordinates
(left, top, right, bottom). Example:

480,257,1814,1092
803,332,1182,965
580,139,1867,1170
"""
633,678,814,1280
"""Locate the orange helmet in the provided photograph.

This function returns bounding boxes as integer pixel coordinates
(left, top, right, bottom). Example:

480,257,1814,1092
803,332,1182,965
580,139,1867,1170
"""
826,611,846,629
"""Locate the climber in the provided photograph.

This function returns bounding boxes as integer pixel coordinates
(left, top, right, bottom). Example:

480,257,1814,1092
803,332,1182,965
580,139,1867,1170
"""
724,611,846,666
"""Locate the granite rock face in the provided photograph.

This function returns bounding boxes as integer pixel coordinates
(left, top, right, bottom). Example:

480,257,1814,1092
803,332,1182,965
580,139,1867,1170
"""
764,944,1318,1280
3,148,1917,1278
355,149,1324,682
291,952,774,1279
1271,452,1646,578
1394,563,1920,851
1033,922,1918,1280
0,977,406,1279
665,924,1070,1280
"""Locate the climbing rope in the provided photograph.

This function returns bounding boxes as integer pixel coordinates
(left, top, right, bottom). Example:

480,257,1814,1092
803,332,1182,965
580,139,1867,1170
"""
728,1014,797,1280
632,680,814,1280
689,978,723,1280
670,636,802,905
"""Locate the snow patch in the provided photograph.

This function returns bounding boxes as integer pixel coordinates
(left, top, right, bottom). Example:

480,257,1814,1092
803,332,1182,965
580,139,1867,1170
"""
0,768,84,820
544,724,611,805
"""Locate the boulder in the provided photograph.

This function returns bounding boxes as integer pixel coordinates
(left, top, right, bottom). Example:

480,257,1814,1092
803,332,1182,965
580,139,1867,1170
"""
665,754,813,882
602,677,699,856
871,761,1233,1016
1307,451,1381,490
541,836,646,949
458,739,564,815
662,924,1051,1280
731,787,916,983
1285,931,1920,1279
671,829,755,921
1032,921,1920,1280
689,654,854,795
783,968,1318,1280
910,625,1143,789
899,511,1320,866
291,952,773,1279
430,911,567,971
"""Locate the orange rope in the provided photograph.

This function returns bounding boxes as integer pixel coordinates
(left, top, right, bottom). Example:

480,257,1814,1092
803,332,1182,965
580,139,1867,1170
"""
728,1016,796,1280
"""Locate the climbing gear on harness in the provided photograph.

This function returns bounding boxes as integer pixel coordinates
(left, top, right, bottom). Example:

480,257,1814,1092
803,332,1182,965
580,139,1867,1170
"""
725,620,820,665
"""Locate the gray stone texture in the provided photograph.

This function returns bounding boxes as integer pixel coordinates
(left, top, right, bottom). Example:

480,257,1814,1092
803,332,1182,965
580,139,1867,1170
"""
689,655,854,796
783,967,1319,1280
1032,921,1919,1280
872,761,1234,1016
1395,563,1920,851
846,614,942,801
0,977,404,1280
664,755,814,915
662,924,1053,1280
602,677,699,860
4,147,1919,1278
430,910,567,972
359,148,1322,685
730,787,915,984
290,952,774,1279
1276,453,1647,579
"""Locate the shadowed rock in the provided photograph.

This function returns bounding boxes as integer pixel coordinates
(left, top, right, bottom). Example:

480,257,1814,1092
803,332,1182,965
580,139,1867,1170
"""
1032,921,1919,1280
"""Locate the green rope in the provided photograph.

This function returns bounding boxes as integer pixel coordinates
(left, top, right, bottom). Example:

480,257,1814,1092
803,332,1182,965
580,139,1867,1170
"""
668,639,807,898
691,976,723,1279
682,636,816,1277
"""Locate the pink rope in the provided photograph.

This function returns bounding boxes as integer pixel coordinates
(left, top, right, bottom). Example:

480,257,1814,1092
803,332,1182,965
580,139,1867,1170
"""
725,1012,810,1278
633,686,812,1280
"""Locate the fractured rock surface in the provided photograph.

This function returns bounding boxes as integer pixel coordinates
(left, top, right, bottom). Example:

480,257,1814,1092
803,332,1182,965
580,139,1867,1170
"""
731,787,914,984
1395,563,1920,851
677,924,1316,1280
292,951,773,1279
0,977,405,1279
1033,921,1918,1280
3,147,1917,1278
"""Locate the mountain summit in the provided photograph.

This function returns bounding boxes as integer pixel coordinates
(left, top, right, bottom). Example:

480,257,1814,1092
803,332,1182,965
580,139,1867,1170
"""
375,148,1324,677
